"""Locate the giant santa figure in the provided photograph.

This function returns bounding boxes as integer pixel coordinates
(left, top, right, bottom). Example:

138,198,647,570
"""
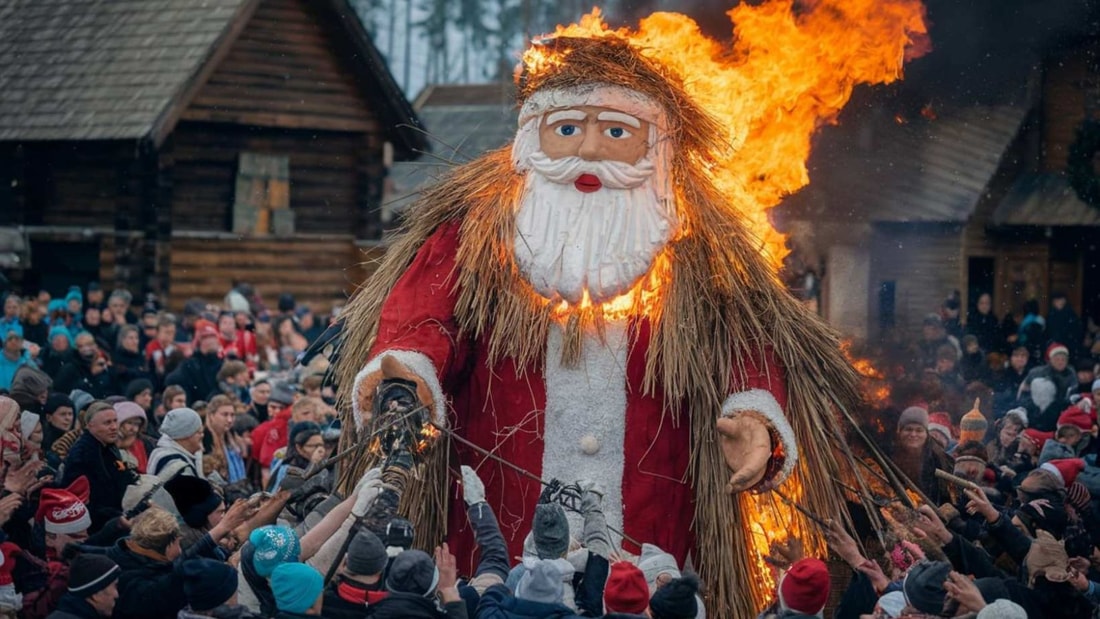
335,35,872,616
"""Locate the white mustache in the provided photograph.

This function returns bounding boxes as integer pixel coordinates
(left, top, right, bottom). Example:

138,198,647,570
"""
525,152,655,190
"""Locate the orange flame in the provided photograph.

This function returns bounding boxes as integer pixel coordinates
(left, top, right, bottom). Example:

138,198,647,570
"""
416,422,441,453
525,0,928,268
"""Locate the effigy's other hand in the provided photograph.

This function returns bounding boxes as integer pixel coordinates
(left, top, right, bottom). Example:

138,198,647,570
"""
379,355,435,415
716,415,772,493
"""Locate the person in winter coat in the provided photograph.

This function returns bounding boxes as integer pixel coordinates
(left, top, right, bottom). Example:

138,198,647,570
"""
366,547,468,619
176,558,257,619
52,334,112,400
59,403,138,530
322,530,390,618
101,504,248,619
111,326,151,395
966,293,1002,354
166,326,224,405
45,554,119,619
476,560,577,619
147,408,205,478
40,328,76,380
888,407,953,505
114,402,155,474
756,557,829,619
1047,293,1084,359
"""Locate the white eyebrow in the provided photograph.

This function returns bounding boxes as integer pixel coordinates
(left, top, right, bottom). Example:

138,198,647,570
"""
545,110,587,125
596,111,641,128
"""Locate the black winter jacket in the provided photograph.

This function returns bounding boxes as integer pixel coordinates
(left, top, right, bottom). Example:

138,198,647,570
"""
59,433,137,530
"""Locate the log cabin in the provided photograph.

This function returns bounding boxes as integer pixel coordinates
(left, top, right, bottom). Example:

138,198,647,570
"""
775,37,1100,343
0,0,427,312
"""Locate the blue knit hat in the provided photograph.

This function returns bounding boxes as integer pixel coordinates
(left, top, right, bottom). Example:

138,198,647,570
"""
48,327,73,347
65,287,82,308
249,525,300,577
271,563,323,613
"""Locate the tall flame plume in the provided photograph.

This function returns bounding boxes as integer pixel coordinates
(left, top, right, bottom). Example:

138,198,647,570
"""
526,0,928,267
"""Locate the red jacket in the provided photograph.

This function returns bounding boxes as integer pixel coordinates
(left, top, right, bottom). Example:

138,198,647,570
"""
252,406,291,468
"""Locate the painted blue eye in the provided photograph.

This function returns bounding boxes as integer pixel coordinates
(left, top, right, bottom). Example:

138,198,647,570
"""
555,124,580,137
604,126,632,139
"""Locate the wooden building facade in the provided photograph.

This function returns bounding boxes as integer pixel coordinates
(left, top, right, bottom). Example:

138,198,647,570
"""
0,0,425,311
776,37,1100,342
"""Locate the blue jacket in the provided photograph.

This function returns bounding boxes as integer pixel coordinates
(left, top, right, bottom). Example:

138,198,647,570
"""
475,584,583,619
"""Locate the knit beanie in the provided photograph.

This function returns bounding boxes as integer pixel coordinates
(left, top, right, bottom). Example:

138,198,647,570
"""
533,503,570,559
67,554,120,597
165,476,222,529
181,558,238,611
876,591,906,618
1066,481,1091,513
604,561,649,614
69,390,94,415
897,406,929,432
385,549,439,597
902,561,950,614
1057,406,1092,432
124,378,154,401
778,557,830,615
959,402,988,444
649,574,699,619
269,382,296,406
346,530,388,576
927,412,954,443
977,599,1027,619
271,563,324,614
113,402,146,427
19,411,39,443
638,543,681,594
249,525,301,578
160,408,202,440
515,558,570,605
1031,378,1056,411
952,441,988,467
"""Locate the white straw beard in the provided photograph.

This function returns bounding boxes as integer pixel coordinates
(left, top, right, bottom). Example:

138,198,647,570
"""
514,152,675,306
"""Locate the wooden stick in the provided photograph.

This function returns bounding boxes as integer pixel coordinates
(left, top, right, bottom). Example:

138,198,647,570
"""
934,469,981,492
772,488,831,528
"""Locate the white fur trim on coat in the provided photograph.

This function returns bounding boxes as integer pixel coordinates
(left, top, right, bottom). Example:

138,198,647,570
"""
352,350,446,429
721,389,798,485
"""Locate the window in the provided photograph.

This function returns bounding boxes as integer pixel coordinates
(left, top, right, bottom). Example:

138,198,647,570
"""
233,152,291,235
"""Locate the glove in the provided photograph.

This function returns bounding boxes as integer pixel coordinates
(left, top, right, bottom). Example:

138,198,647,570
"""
577,479,604,513
354,467,382,496
461,465,486,506
352,477,385,518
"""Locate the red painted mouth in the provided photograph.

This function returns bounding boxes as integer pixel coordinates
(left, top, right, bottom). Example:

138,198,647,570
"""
574,173,602,193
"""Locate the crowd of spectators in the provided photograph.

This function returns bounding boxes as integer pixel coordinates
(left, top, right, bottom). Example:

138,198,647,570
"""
0,280,1098,618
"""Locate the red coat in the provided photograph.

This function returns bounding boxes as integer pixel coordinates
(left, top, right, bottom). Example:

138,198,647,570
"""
252,407,291,468
359,222,789,568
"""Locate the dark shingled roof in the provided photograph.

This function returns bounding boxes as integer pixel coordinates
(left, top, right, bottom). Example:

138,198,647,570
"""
388,83,518,212
0,0,426,157
0,0,252,141
777,104,1029,224
994,173,1100,226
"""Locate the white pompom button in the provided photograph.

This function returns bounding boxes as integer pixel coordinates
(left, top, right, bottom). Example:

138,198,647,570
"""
579,434,600,455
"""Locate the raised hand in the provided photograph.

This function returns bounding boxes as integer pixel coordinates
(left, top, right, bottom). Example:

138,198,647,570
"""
716,415,772,493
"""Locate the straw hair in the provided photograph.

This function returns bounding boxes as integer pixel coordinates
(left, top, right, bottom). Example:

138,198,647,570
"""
335,36,872,616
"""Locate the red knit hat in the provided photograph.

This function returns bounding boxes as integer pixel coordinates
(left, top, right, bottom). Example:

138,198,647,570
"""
1040,458,1086,488
604,561,649,614
35,489,91,535
779,558,830,614
1021,429,1054,451
1046,342,1069,361
1057,406,1093,432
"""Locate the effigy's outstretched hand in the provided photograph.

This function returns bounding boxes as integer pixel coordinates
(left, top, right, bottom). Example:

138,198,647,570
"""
355,354,437,425
716,414,772,493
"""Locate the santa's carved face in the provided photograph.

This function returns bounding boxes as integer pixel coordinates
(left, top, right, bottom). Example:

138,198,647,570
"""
513,93,676,306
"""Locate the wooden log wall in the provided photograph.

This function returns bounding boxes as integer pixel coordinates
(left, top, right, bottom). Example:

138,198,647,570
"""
166,236,383,313
170,123,380,237
869,223,965,334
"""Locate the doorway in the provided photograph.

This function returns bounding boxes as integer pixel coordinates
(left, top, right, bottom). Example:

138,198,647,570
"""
968,256,996,313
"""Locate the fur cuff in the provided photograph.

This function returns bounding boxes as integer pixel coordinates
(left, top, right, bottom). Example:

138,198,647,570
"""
352,350,446,429
721,389,798,485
